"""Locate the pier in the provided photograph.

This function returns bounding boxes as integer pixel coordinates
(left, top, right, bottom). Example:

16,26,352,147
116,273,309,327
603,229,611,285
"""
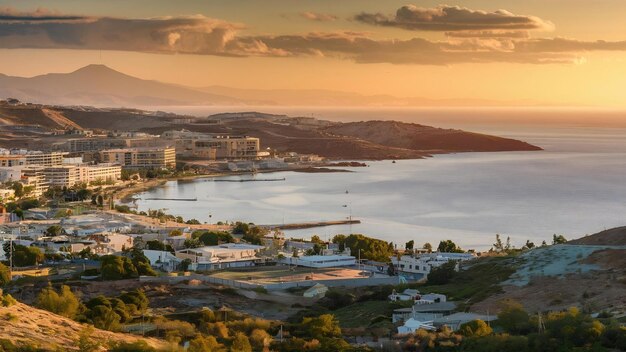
213,177,286,182
262,219,360,230
143,197,198,201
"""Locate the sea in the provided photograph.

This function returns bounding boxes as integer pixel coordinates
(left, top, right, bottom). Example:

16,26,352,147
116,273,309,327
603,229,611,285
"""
129,107,626,250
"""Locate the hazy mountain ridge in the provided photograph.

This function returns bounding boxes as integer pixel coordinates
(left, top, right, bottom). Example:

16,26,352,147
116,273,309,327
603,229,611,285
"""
0,65,541,107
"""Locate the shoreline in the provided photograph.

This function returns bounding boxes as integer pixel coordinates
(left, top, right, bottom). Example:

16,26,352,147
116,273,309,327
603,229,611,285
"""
114,165,353,203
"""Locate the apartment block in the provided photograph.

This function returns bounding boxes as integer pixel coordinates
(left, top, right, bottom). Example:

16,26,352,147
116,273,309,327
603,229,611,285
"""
161,130,260,159
99,147,176,169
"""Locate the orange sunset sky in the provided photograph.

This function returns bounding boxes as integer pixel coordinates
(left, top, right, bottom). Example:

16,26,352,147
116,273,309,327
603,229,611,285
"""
1,0,626,106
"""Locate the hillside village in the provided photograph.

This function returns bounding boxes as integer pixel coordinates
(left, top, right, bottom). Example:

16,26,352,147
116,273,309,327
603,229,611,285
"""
0,98,624,351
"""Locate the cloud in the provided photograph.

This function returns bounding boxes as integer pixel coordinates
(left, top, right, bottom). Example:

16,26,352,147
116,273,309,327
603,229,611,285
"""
0,8,625,66
355,5,553,32
300,11,338,22
0,7,91,23
445,30,530,39
0,9,243,54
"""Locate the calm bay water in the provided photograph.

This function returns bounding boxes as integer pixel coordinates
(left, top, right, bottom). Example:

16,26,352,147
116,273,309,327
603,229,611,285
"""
131,108,626,250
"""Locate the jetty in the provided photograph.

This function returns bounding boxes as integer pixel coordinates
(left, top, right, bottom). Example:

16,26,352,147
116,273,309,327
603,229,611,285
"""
144,197,197,201
262,219,360,230
213,177,286,182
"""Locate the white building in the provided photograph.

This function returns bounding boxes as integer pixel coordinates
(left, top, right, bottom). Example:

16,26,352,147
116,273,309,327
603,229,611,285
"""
389,289,421,302
143,249,181,272
397,318,436,334
282,254,356,268
176,243,264,271
391,252,475,277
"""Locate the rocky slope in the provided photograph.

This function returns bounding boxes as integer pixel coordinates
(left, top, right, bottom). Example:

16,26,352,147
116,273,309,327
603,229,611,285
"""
0,302,167,351
569,226,626,246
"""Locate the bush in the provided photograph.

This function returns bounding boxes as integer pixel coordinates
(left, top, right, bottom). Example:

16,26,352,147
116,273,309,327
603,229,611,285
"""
108,341,155,352
35,285,80,319
0,262,10,286
230,332,252,352
427,260,457,285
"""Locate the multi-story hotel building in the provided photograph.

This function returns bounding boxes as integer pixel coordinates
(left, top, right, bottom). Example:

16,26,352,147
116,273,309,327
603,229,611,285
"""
43,164,122,188
0,149,67,167
99,147,176,169
161,130,260,159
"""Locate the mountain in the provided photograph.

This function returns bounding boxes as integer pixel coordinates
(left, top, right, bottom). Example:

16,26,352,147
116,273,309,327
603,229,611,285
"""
0,65,541,107
0,65,244,106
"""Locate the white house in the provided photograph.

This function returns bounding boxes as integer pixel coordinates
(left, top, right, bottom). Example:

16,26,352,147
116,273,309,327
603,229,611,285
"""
391,252,475,277
176,243,264,271
389,289,421,302
143,249,181,272
397,318,436,334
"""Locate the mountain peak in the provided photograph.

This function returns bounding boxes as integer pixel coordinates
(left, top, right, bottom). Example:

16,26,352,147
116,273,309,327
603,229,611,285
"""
71,64,122,76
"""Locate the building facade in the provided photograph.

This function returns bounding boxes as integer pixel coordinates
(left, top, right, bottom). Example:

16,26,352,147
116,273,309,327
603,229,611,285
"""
99,147,176,169
161,130,260,159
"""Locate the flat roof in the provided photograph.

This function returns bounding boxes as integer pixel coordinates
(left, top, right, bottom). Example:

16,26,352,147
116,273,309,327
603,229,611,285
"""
296,255,356,262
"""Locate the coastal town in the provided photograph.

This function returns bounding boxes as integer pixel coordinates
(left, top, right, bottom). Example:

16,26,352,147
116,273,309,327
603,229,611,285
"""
0,98,624,351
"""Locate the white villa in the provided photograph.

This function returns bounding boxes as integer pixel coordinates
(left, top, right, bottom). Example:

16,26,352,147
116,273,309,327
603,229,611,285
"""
391,252,475,277
176,243,264,271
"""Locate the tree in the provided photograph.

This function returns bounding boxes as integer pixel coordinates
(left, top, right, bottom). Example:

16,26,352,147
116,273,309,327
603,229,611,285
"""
523,240,535,250
76,188,93,201
36,284,80,319
169,229,183,237
189,335,225,352
405,240,414,251
300,314,342,340
230,332,252,352
342,234,394,262
179,258,193,272
250,329,272,350
45,225,66,236
91,305,122,331
243,226,267,245
427,260,457,285
497,300,532,335
10,245,44,267
101,255,138,280
332,234,347,251
459,319,493,337
493,234,504,252
552,234,567,245
423,242,432,252
437,240,464,253
0,262,10,286
310,235,323,244
232,222,250,235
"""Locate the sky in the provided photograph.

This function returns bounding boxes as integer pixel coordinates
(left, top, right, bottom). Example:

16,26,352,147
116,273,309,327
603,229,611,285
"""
1,0,626,106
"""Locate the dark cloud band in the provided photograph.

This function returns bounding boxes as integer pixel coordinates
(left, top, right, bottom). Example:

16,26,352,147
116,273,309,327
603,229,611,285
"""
355,5,553,32
0,8,624,66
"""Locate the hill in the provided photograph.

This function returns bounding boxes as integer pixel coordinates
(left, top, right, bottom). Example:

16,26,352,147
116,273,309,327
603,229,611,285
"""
324,120,542,153
0,65,244,107
0,101,541,159
569,226,626,246
0,301,167,351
